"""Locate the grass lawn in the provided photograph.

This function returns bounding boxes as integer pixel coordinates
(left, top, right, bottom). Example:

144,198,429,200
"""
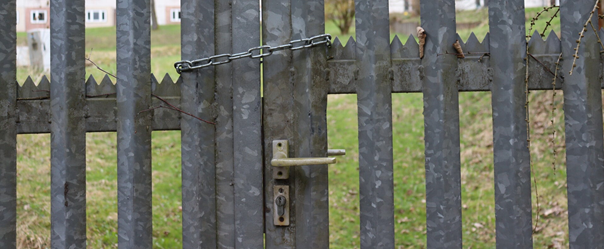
15,7,572,248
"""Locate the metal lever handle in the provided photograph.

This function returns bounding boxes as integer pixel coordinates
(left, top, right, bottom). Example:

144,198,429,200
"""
271,140,340,167
271,157,337,167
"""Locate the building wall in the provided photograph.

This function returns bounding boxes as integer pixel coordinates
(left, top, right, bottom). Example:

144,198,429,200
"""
164,6,181,25
389,0,409,13
84,8,116,28
16,7,26,32
25,7,50,31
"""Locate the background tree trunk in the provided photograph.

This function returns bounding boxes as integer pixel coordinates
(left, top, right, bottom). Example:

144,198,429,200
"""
411,0,420,16
151,0,159,30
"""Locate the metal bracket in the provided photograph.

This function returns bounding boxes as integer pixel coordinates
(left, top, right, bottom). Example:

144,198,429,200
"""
273,185,290,226
272,140,290,179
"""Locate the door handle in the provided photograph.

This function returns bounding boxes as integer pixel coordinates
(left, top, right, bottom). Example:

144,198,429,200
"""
271,140,345,167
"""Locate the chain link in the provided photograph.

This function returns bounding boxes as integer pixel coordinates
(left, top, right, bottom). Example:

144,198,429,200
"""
174,34,332,74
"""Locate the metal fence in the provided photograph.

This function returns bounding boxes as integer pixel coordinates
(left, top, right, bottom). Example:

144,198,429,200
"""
1,0,603,248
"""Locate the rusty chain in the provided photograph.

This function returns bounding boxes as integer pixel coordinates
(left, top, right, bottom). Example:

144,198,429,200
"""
174,34,332,74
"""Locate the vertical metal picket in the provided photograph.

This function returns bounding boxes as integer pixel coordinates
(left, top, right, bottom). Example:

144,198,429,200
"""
50,0,87,247
419,1,463,248
354,0,395,248
116,0,153,247
488,0,534,248
560,0,604,247
291,0,330,247
215,1,236,248
262,0,295,246
232,0,264,247
0,1,17,248
180,0,217,247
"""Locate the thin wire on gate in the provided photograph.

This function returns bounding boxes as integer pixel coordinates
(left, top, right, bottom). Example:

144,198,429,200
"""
174,34,332,74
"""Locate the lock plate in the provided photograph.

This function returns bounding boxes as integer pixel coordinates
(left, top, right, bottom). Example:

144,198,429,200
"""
273,185,290,226
272,140,289,179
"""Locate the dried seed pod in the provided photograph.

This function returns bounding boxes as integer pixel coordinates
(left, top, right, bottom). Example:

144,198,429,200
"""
453,40,464,58
417,27,426,59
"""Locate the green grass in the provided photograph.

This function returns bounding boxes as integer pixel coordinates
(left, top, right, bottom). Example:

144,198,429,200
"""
15,6,571,248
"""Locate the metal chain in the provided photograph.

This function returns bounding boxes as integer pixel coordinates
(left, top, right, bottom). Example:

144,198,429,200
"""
174,34,332,74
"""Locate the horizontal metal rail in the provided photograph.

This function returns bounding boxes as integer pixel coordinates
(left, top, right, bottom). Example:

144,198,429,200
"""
10,49,599,134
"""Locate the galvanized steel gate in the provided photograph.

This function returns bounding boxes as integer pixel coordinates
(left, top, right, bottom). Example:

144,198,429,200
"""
2,0,604,248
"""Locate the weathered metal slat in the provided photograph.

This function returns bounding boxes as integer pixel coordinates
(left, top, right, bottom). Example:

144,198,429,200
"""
0,0,17,248
231,0,264,247
328,54,574,94
291,0,330,247
180,0,217,247
262,0,296,246
116,0,153,247
560,0,604,247
50,0,88,247
328,30,569,94
488,0,533,248
16,97,180,134
420,1,463,248
215,0,236,247
354,0,395,248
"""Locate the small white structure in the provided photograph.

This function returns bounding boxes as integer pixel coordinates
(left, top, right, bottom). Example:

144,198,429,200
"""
454,0,554,10
27,29,51,71
389,0,411,13
455,0,486,10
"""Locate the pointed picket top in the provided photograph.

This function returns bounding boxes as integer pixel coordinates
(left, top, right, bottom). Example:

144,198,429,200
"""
96,74,116,95
402,34,419,59
464,32,482,53
528,30,546,54
37,75,50,92
155,73,180,97
18,76,40,98
544,30,561,54
85,75,99,96
481,33,490,53
160,73,174,85
342,36,356,59
330,37,344,59
390,35,404,58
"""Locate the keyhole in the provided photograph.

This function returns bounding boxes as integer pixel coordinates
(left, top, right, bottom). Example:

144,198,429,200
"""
276,196,287,217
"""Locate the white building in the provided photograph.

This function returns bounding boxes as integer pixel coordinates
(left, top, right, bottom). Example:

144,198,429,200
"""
389,0,556,13
16,0,181,32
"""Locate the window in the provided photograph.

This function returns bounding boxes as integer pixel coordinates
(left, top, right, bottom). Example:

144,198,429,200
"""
86,10,107,23
170,9,181,22
31,10,47,24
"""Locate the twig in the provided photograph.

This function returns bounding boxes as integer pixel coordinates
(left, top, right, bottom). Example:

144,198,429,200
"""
86,56,215,125
478,53,489,62
570,0,600,75
550,53,563,174
86,92,116,98
138,105,165,114
527,53,564,80
527,6,557,39
152,94,215,125
589,21,604,50
525,6,558,235
85,55,117,79
541,8,560,38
